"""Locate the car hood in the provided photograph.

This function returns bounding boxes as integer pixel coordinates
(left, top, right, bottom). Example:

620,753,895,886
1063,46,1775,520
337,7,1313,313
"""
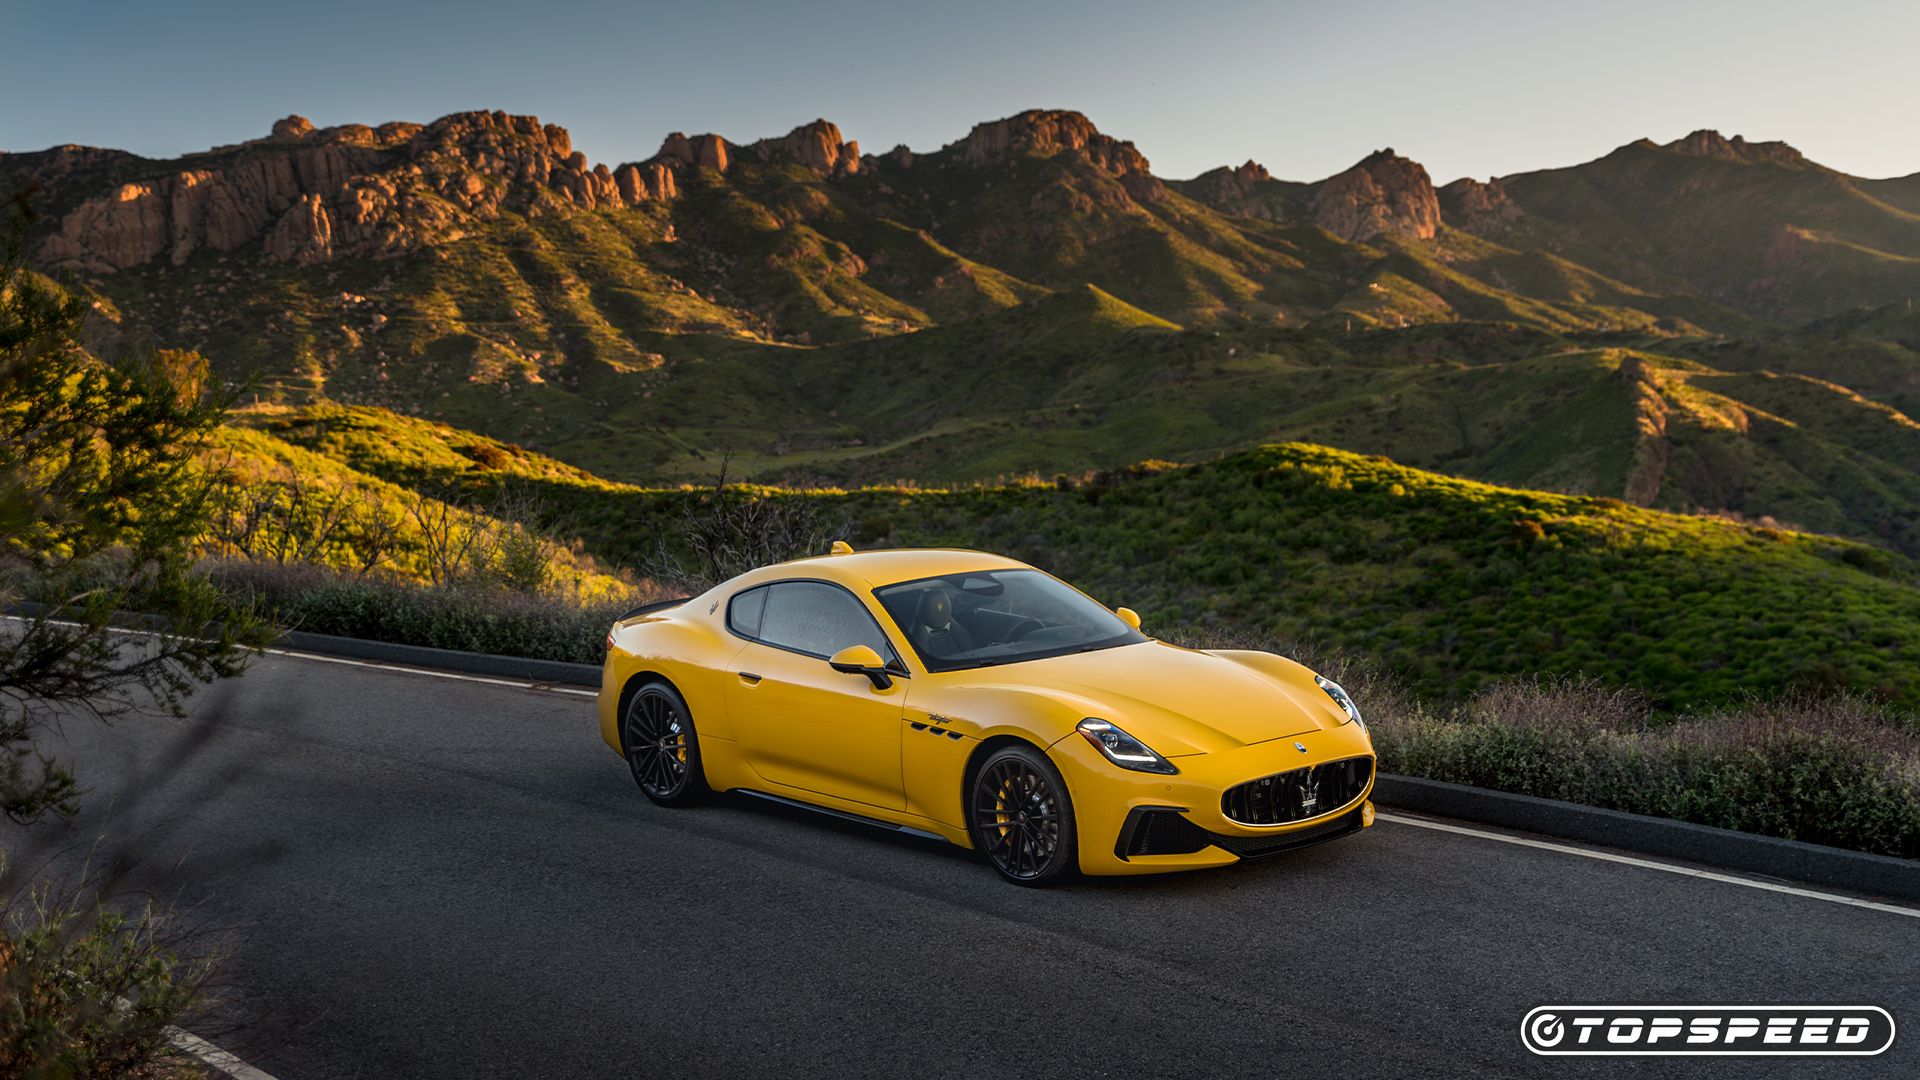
956,641,1349,756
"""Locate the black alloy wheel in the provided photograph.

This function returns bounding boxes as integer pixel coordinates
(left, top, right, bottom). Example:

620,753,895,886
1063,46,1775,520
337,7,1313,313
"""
969,744,1077,885
623,682,707,806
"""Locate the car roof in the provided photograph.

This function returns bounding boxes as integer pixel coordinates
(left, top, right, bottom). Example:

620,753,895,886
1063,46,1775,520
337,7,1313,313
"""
739,547,1030,590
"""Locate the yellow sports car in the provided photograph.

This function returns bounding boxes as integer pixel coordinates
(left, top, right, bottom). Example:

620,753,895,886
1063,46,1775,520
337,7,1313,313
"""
599,545,1376,884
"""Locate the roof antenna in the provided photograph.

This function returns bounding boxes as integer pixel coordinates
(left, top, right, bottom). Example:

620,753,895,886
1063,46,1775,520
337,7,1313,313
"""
829,540,855,556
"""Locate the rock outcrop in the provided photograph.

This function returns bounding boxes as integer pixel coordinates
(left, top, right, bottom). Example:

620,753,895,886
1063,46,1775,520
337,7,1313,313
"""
1662,129,1806,167
748,120,861,176
1308,149,1440,242
31,110,880,273
655,132,732,172
270,114,315,141
614,161,678,204
1183,160,1283,219
39,126,394,270
654,120,861,177
35,111,679,272
1438,176,1520,228
953,110,1152,178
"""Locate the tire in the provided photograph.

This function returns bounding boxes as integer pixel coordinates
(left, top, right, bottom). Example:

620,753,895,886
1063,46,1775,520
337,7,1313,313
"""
621,680,709,806
968,743,1077,885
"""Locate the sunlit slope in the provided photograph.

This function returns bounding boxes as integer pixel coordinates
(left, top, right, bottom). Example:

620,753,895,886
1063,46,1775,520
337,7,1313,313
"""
232,419,1920,709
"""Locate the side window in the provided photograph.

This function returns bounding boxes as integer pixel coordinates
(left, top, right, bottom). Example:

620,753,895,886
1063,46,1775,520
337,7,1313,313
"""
728,586,768,639
758,581,894,660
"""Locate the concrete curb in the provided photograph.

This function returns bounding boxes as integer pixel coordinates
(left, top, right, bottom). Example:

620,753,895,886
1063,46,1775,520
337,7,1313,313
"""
3,601,603,687
276,630,601,687
1374,774,1920,903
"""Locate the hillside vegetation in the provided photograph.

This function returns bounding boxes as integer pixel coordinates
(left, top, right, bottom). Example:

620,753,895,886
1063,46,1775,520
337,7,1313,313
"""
855,444,1920,711
218,409,1920,711
203,417,635,602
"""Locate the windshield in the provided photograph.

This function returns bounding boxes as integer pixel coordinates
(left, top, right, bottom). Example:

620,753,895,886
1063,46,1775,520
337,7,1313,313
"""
874,569,1146,673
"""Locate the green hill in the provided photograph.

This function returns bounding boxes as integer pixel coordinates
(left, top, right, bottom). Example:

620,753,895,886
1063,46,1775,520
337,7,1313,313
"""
242,430,1920,710
854,442,1920,711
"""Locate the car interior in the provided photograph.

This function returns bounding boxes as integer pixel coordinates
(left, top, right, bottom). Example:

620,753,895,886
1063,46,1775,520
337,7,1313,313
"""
879,571,1138,669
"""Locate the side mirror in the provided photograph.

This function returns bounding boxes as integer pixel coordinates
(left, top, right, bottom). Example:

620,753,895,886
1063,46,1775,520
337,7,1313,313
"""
828,645,894,690
1115,606,1142,631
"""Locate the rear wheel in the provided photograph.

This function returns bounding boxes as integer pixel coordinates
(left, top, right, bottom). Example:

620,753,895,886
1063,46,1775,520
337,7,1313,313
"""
622,681,708,806
968,744,1077,885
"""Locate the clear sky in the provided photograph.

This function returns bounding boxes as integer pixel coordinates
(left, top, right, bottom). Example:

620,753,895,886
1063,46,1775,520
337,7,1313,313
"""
6,0,1918,183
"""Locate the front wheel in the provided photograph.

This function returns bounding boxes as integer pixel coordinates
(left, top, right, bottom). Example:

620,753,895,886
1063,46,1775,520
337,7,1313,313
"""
622,681,709,806
968,744,1077,885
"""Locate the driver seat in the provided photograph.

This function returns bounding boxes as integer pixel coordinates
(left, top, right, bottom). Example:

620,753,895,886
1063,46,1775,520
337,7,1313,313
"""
912,588,977,658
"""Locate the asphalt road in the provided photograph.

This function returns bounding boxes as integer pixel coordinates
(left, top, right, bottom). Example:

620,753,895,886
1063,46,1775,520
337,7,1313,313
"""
8,651,1917,1079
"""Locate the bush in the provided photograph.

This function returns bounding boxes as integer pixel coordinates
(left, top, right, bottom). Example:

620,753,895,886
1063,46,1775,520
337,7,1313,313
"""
1371,679,1920,859
1171,629,1920,858
0,869,213,1080
206,559,661,665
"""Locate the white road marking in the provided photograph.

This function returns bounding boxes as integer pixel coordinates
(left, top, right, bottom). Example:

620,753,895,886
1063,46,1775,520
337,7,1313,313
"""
1377,811,1920,920
264,646,598,697
165,1025,281,1080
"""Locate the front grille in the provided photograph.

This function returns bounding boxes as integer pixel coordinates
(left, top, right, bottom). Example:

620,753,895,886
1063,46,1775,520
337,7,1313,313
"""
1221,756,1373,826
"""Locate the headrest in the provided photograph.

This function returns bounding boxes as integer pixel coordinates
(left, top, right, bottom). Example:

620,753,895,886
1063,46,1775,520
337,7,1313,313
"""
916,589,954,630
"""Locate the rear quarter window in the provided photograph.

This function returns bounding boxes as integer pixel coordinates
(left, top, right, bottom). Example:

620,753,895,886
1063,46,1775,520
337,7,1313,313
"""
727,586,768,638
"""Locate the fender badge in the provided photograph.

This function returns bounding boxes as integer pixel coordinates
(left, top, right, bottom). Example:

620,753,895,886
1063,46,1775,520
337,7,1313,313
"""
1293,741,1308,753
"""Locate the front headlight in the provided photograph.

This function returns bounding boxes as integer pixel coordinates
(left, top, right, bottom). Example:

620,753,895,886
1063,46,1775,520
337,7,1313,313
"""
1076,718,1178,774
1315,674,1364,729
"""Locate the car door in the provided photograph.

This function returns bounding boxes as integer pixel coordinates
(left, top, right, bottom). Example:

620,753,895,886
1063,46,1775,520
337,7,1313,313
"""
724,580,909,810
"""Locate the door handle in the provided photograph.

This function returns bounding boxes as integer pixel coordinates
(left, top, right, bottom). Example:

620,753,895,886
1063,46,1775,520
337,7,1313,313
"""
737,671,762,684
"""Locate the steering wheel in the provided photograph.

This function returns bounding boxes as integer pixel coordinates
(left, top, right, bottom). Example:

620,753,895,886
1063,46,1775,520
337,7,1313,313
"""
1001,617,1045,643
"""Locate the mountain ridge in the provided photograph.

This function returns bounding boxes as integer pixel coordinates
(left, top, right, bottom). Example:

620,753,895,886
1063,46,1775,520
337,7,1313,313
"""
7,107,1920,556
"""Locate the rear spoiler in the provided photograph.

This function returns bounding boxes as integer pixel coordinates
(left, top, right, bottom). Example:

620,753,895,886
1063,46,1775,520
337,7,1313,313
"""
617,596,692,622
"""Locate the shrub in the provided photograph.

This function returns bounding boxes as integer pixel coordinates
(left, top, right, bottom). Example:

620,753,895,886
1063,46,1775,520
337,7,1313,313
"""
1171,629,1920,857
1373,681,1920,859
205,559,663,665
0,857,216,1080
640,456,845,593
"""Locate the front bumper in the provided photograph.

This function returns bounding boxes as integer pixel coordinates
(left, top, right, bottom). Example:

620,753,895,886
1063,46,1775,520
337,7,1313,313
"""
1055,720,1377,875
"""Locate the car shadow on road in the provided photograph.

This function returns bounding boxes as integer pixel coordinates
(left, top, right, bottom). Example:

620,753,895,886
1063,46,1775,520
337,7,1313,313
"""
701,786,1380,898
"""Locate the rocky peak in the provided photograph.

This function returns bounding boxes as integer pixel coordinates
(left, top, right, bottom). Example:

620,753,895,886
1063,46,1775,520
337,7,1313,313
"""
642,119,861,190
1308,149,1440,242
1187,159,1271,200
1661,129,1806,166
656,132,731,172
270,115,315,141
1179,160,1283,220
953,110,1150,176
748,119,861,176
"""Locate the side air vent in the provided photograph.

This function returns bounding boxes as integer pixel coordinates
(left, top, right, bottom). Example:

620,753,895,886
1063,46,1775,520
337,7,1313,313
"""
1115,808,1213,859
